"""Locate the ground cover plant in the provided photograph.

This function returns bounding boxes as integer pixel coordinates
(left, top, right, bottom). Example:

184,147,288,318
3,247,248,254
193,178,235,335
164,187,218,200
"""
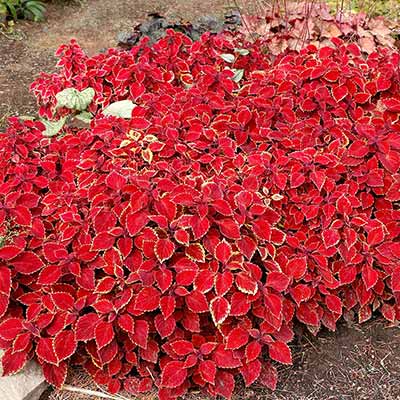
0,22,400,400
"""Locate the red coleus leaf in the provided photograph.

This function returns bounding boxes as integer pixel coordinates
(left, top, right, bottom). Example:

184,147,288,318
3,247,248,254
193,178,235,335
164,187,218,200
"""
155,314,176,338
236,236,257,260
259,363,278,390
186,290,209,313
131,320,149,349
155,238,175,263
11,205,32,226
236,272,258,295
1,348,28,375
155,198,177,221
325,295,342,314
105,171,127,191
53,330,77,361
75,313,100,341
296,302,320,326
13,332,31,352
160,361,187,388
0,318,23,341
126,211,148,236
170,340,194,356
0,266,11,318
367,226,385,246
191,216,210,240
199,360,216,384
225,327,249,350
265,293,283,317
36,337,58,365
42,361,67,389
51,292,74,311
362,266,379,291
240,359,262,386
95,276,116,293
155,269,173,292
174,229,190,245
382,98,400,112
131,117,150,129
322,229,341,248
245,340,262,362
217,218,241,240
176,269,197,286
38,265,62,285
212,199,233,216
266,271,290,292
268,341,292,365
214,371,235,399
118,314,135,333
135,287,161,312
42,242,68,263
213,346,242,368
215,271,234,296
12,251,44,274
140,339,159,364
95,321,114,349
347,140,369,158
332,85,348,102
210,296,230,325
286,257,307,280
160,295,176,319
214,240,232,264
185,243,205,262
0,245,24,260
91,232,115,251
252,219,271,241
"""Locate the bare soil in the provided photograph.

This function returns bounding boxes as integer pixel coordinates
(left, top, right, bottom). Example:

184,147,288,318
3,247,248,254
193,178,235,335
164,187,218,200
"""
2,1,400,399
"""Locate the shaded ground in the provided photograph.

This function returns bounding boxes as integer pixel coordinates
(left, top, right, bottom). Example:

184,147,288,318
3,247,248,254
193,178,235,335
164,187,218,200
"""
2,1,400,399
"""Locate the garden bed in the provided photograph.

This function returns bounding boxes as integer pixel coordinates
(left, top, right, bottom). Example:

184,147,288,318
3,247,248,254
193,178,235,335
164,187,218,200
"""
1,1,400,399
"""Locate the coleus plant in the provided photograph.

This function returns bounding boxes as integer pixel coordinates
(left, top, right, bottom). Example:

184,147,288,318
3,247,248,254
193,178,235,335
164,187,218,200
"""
0,28,400,400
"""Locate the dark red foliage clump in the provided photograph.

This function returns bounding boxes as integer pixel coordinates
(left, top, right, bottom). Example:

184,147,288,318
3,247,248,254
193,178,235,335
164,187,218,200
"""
0,30,400,399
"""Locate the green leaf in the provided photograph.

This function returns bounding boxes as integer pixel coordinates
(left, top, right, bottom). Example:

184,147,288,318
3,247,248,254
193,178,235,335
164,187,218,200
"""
102,100,136,119
74,111,93,123
234,48,250,56
220,53,235,63
41,116,67,137
56,87,95,111
231,69,244,83
6,2,17,20
0,4,8,16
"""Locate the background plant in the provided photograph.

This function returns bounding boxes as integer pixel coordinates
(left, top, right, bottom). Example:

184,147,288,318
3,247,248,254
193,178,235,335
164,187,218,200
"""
0,0,46,21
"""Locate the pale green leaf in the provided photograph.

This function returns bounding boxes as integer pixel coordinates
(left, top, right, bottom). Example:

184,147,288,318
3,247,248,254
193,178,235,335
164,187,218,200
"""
102,100,136,118
231,69,245,83
220,53,235,63
234,48,250,56
75,111,93,123
41,117,67,137
56,87,95,111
